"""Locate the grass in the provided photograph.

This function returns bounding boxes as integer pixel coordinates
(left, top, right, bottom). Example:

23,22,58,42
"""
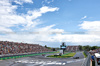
83,52,87,58
0,51,59,60
47,52,76,58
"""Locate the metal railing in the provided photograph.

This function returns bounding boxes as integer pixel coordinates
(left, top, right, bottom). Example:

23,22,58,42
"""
81,51,91,66
0,51,54,58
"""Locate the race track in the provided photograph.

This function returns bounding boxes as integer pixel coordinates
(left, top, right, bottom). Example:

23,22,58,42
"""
0,52,85,66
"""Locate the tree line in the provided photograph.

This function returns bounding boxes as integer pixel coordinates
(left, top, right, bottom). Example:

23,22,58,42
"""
78,45,100,51
44,45,100,51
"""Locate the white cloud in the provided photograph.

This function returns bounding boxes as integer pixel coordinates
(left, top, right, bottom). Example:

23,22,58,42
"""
0,0,59,31
23,6,59,30
0,0,24,28
0,0,62,46
79,21,100,31
1,0,100,47
27,6,59,20
0,26,13,32
1,31,100,46
79,21,100,37
35,24,64,34
44,0,54,4
40,6,59,13
0,24,64,44
81,16,87,20
14,0,33,5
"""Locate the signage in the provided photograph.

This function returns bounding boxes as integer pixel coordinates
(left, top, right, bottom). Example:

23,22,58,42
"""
59,50,63,55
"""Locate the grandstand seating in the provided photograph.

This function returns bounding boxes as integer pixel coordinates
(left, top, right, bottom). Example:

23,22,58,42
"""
0,41,52,55
66,46,79,52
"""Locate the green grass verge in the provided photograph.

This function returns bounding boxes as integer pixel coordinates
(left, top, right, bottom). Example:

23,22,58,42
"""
0,51,59,60
47,52,76,58
83,52,87,58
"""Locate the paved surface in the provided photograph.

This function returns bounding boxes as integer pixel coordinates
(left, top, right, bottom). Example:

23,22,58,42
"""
0,52,85,66
73,52,84,59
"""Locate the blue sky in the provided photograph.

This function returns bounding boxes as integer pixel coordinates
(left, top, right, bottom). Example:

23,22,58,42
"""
0,0,100,47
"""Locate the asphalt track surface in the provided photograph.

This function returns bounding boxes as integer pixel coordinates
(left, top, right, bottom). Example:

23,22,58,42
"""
73,52,85,59
0,52,85,66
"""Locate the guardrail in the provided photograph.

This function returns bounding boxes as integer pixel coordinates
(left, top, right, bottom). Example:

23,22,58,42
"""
0,51,58,60
81,51,90,66
84,51,89,56
0,51,53,57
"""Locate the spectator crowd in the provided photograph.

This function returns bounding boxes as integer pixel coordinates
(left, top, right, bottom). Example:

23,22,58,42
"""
0,41,52,55
66,46,79,52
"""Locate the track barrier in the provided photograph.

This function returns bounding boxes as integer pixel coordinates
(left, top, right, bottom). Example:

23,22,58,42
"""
0,51,58,60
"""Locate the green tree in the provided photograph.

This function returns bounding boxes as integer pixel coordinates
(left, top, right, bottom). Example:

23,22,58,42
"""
47,47,52,50
45,45,47,48
83,45,91,51
91,46,98,50
78,45,83,51
52,48,56,51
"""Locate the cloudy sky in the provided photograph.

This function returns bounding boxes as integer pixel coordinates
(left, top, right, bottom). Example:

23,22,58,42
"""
0,0,100,47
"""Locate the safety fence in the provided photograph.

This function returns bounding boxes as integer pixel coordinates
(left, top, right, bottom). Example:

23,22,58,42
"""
82,51,91,66
0,51,58,60
84,51,89,56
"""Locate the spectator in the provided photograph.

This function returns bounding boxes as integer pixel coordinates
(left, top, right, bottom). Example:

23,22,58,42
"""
0,41,52,55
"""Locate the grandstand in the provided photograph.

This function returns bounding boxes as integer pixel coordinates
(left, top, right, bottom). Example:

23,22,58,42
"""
0,41,52,56
66,46,79,52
